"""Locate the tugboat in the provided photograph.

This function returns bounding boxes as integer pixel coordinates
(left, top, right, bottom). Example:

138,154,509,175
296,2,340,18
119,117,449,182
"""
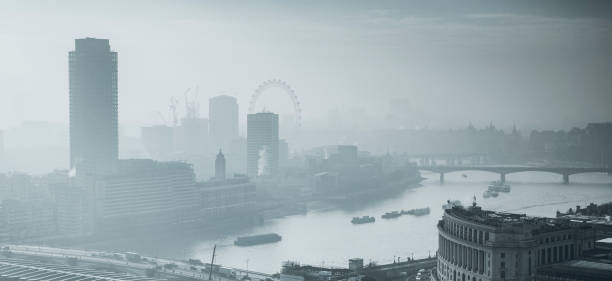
234,233,282,246
351,216,376,224
381,211,402,219
442,200,462,210
488,181,511,192
401,207,431,216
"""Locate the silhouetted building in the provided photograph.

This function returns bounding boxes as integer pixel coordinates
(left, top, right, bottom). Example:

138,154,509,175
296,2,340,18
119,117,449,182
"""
436,204,596,281
198,176,256,220
69,38,118,173
64,159,199,233
228,137,247,175
215,149,226,180
141,125,174,160
176,117,209,156
247,112,279,177
279,139,289,167
0,199,55,241
0,130,4,170
209,95,239,150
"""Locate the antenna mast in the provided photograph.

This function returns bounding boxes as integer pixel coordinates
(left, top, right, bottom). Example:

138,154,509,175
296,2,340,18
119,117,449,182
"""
208,244,216,281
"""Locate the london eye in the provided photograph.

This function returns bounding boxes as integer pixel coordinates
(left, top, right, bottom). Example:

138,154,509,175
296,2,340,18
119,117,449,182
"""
248,79,302,128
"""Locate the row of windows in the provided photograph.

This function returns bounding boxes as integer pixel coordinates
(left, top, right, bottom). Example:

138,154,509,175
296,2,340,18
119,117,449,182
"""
439,235,486,275
443,218,490,245
538,233,573,244
438,258,486,281
538,244,575,265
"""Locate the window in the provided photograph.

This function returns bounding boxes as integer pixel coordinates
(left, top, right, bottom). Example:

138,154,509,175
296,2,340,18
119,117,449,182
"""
501,253,505,259
528,256,532,275
547,248,552,263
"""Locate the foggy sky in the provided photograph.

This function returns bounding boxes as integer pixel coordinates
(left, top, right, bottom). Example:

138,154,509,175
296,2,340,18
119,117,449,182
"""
1,0,611,133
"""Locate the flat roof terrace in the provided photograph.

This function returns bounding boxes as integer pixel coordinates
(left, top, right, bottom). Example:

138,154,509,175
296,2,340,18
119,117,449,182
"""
0,258,162,281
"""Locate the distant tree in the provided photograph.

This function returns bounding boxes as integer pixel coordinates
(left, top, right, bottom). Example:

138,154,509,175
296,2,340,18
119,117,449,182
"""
145,268,157,278
164,263,178,270
66,257,78,266
1,251,12,258
362,276,376,281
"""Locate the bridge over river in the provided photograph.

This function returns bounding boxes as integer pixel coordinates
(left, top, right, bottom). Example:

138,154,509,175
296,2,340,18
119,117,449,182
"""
418,165,612,184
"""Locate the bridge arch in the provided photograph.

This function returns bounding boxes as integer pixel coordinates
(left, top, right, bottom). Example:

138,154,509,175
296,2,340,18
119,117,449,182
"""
417,165,612,184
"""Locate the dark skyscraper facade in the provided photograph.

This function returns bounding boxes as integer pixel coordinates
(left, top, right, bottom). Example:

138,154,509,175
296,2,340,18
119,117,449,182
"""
69,38,118,172
209,95,239,150
247,112,279,177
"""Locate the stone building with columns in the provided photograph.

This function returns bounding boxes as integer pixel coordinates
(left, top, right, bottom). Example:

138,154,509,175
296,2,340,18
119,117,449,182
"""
435,203,596,281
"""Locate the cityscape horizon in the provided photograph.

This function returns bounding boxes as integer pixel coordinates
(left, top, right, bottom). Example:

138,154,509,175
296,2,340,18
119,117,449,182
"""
1,1,612,281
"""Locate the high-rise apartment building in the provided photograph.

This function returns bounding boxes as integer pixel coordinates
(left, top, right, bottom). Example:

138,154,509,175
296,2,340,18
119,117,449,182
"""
69,38,118,173
247,112,279,177
209,95,239,150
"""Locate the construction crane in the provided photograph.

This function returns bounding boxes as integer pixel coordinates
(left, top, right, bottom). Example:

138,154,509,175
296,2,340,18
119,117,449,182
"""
169,96,180,127
184,86,199,119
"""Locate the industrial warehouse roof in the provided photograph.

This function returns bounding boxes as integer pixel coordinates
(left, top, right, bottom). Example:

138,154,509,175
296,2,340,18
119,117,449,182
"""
0,258,163,281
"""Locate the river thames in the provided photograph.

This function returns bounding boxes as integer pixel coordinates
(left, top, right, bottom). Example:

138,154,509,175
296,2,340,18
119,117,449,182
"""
78,171,612,274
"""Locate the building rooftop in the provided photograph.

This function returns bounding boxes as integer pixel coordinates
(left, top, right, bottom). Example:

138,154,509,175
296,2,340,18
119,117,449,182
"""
445,205,576,234
199,176,251,188
0,258,162,281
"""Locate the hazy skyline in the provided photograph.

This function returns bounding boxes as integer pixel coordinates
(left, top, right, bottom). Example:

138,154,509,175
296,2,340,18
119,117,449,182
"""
1,0,611,133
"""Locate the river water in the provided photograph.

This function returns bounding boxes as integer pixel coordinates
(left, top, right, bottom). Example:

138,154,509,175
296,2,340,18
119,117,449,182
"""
78,171,612,274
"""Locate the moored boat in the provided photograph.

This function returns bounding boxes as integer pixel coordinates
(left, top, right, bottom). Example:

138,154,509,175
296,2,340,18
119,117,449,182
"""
234,233,282,246
401,207,431,216
381,211,402,219
351,216,375,224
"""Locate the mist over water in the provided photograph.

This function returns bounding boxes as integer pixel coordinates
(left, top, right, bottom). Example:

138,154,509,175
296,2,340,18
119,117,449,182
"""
1,2,612,281
70,172,612,273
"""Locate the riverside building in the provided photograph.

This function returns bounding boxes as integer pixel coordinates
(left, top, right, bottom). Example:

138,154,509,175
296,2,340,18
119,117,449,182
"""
435,202,596,281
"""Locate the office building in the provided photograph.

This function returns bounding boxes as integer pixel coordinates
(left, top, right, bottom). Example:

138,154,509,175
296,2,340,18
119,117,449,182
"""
69,38,118,173
215,149,226,180
198,176,256,219
209,95,239,150
84,159,199,231
227,137,247,175
435,203,596,281
0,199,56,241
247,112,279,177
